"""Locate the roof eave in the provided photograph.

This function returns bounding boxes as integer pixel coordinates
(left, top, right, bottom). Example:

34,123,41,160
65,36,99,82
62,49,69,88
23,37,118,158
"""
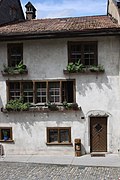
0,28,120,41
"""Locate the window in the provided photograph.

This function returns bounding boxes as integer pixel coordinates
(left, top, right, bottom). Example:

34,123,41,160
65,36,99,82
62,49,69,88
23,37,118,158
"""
7,80,75,103
68,41,97,66
7,43,23,67
9,82,20,100
0,127,13,142
23,82,33,103
36,82,47,103
47,127,71,144
48,82,60,103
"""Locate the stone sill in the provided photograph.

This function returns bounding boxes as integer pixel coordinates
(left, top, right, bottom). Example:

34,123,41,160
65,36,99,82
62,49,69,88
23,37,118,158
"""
46,142,73,146
1,69,28,76
63,69,105,75
0,140,14,143
1,107,80,113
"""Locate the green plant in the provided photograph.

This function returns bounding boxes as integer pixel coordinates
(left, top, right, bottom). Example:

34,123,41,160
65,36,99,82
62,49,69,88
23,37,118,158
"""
5,98,30,111
70,103,79,110
63,101,72,110
15,61,26,73
75,60,84,72
97,64,105,72
89,64,104,72
66,60,84,73
3,61,27,74
67,62,76,72
47,102,59,111
63,101,79,110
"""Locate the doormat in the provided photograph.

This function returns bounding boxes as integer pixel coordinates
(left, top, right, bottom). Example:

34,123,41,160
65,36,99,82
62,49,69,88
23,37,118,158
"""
91,153,105,157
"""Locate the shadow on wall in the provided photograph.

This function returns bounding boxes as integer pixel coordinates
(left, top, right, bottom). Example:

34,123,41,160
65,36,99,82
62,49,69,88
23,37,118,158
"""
81,143,86,155
0,96,4,112
0,144,4,156
77,73,112,97
1,110,84,137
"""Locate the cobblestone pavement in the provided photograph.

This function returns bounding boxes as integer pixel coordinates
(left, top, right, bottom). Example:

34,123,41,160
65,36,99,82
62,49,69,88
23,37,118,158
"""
0,162,120,180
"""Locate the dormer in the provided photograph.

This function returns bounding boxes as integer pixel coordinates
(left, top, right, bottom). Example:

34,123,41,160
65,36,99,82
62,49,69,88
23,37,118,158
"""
25,1,36,20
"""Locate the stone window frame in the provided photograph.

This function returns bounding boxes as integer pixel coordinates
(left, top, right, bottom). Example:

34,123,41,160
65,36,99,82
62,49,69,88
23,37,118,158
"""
7,43,23,67
46,127,72,145
68,41,98,66
7,80,75,104
0,127,13,142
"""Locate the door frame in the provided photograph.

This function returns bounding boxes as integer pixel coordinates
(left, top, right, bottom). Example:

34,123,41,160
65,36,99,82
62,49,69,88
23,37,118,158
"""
90,116,107,153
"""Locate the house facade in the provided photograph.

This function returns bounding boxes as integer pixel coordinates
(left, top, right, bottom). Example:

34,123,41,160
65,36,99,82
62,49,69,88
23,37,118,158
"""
0,0,120,156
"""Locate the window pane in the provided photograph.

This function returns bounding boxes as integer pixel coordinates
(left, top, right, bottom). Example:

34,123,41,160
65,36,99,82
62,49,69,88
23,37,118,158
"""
48,82,60,103
49,129,58,143
8,44,23,67
62,81,74,103
9,82,20,100
36,82,47,103
60,129,69,143
23,82,33,103
70,44,81,63
1,129,11,141
84,44,96,66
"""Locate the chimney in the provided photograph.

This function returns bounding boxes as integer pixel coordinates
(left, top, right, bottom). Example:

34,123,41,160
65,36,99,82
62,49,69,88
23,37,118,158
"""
25,1,36,20
117,1,120,8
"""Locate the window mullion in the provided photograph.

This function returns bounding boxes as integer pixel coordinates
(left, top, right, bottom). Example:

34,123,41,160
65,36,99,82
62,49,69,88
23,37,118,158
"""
58,128,60,143
46,81,49,103
20,82,23,99
60,81,62,103
33,81,36,104
81,43,84,65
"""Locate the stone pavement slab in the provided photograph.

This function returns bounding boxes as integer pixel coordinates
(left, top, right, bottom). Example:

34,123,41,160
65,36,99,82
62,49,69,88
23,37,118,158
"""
0,153,120,167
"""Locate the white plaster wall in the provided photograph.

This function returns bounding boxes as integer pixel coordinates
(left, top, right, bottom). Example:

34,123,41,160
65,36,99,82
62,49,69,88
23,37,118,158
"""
108,0,120,24
0,111,85,155
0,36,120,155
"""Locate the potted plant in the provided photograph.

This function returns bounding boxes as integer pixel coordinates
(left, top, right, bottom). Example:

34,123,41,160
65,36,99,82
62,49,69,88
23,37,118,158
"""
2,130,9,141
46,102,59,111
89,64,105,72
2,61,28,75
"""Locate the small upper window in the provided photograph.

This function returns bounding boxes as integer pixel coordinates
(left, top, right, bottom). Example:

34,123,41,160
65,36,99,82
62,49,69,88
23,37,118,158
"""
7,43,23,67
68,42,97,66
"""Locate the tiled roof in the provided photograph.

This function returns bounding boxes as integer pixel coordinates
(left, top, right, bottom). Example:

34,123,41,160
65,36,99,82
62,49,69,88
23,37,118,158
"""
0,15,120,37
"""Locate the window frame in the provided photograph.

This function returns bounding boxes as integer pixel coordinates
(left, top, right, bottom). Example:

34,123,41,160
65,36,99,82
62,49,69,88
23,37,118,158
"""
7,43,23,67
47,127,72,145
0,127,13,142
68,41,98,66
7,80,76,104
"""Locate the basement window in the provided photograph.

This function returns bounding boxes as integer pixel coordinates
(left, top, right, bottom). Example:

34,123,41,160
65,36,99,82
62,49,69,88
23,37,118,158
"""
47,127,71,145
68,41,97,66
0,127,13,142
7,43,23,67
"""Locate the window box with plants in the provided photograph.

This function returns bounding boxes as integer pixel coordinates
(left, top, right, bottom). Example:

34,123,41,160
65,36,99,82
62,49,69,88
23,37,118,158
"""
1,61,28,76
1,99,80,113
63,60,105,74
1,98,30,112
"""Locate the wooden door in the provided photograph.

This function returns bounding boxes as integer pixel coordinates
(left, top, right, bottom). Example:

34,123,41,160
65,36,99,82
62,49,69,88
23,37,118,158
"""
90,117,107,152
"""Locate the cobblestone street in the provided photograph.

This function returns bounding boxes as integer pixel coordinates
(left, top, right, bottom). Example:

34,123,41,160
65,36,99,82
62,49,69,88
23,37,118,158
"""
0,162,120,180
